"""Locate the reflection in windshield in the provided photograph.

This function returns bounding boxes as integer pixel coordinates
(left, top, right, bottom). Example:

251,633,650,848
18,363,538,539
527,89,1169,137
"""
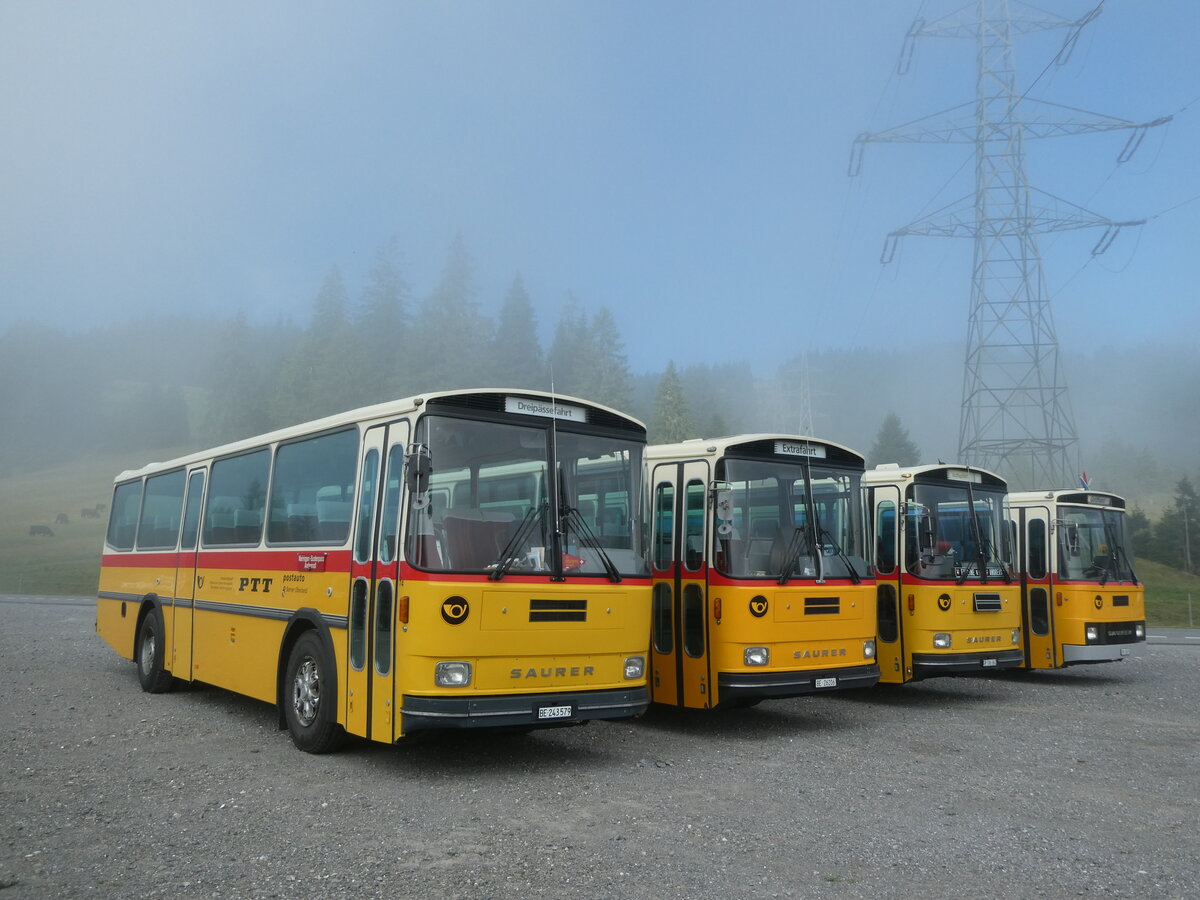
404,415,647,578
1056,506,1137,583
714,458,867,581
905,483,1011,582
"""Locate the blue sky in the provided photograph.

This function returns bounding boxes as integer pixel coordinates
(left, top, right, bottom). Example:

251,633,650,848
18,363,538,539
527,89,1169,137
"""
2,1,1196,373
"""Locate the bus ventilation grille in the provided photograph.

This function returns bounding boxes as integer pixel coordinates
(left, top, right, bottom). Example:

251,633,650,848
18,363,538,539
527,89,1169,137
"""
529,599,587,622
973,593,1003,612
1113,595,1129,607
804,596,840,615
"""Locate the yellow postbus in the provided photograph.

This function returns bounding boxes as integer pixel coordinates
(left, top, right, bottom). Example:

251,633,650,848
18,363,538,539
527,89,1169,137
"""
863,464,1023,683
645,435,879,709
97,389,652,752
1006,489,1146,668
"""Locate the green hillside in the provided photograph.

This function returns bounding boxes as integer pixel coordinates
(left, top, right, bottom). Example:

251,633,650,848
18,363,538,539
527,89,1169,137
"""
2,457,1197,626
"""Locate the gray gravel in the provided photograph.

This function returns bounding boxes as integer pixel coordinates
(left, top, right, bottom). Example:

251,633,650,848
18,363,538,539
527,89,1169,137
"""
2,596,1197,899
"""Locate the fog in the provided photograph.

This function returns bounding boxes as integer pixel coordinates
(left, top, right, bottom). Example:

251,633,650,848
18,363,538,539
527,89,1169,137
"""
1,2,1197,506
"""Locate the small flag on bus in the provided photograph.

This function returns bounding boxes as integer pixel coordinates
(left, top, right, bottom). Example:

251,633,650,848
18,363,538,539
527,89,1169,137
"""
1079,472,1090,489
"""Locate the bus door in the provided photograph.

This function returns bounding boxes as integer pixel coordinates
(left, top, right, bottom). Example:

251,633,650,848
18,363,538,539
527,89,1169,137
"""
172,468,206,681
1020,504,1056,668
346,422,409,742
650,460,711,708
871,484,905,683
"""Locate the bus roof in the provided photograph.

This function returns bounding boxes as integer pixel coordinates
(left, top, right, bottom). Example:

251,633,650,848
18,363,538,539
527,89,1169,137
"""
646,433,865,468
113,388,646,483
1007,489,1127,509
862,462,1008,490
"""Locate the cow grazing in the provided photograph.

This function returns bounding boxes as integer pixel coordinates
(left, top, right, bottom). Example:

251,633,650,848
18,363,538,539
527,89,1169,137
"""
80,507,99,518
29,525,54,537
55,513,70,525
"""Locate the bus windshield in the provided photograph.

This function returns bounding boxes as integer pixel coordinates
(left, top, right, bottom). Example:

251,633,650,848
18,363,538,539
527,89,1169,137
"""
405,414,647,578
715,457,867,581
1056,506,1137,583
905,482,1011,582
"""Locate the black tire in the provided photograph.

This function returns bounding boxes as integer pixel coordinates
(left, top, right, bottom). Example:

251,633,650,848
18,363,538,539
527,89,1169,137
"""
135,606,176,694
283,631,345,754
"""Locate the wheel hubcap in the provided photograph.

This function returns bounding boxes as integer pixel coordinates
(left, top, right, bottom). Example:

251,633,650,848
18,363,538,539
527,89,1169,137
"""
292,657,320,726
140,632,155,673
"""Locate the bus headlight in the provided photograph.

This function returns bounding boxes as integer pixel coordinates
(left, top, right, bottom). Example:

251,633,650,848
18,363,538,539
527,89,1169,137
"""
1085,625,1100,643
863,639,876,660
434,661,472,687
1135,623,1145,639
1012,629,1020,644
933,632,952,649
744,646,770,666
624,656,645,680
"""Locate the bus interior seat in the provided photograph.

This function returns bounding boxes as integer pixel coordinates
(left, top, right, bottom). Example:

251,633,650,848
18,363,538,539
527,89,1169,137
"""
234,508,262,544
316,499,351,541
442,510,515,569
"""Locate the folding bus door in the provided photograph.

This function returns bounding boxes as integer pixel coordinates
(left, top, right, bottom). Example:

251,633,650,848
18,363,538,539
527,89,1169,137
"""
345,422,409,743
1020,505,1056,668
650,460,711,708
871,484,905,683
172,468,206,681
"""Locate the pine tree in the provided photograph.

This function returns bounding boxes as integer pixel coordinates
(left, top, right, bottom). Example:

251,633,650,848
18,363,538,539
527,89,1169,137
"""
411,235,493,390
492,274,544,390
358,237,410,401
651,361,696,444
868,412,921,467
1151,477,1199,573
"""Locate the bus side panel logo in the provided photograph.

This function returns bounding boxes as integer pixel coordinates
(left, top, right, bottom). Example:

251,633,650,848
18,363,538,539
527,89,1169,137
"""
749,596,768,618
442,596,470,625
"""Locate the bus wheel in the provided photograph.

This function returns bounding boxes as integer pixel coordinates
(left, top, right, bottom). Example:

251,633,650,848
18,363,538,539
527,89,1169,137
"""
135,607,176,694
283,632,345,754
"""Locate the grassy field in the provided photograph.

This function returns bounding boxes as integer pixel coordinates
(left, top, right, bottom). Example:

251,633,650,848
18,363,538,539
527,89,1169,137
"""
3,455,1198,626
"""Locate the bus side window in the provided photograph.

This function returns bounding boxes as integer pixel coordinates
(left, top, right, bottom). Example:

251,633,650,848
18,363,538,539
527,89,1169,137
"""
683,480,705,571
653,483,675,570
875,501,896,575
107,481,143,551
136,469,186,550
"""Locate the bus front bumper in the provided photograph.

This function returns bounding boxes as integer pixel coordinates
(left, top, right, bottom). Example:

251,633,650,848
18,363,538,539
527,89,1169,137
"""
911,648,1024,679
400,686,650,733
1062,642,1143,664
717,663,881,705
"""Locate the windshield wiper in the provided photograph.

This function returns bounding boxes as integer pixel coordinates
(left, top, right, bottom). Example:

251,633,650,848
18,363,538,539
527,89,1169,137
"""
819,528,862,585
489,503,548,581
777,527,811,585
560,505,622,583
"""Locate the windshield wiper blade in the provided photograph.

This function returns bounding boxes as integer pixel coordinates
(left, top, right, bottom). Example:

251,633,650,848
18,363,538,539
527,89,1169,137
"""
489,504,546,581
820,528,862,585
777,527,809,585
560,506,622,583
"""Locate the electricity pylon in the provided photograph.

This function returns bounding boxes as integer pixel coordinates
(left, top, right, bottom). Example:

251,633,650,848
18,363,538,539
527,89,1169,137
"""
850,1,1170,488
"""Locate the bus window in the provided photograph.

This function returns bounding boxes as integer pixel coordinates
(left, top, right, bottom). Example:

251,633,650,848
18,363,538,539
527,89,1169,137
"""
107,481,143,551
380,445,405,564
349,578,368,671
876,500,896,575
653,483,675,570
652,582,673,654
374,581,394,675
204,450,269,546
180,471,206,551
354,450,380,565
682,584,705,657
268,429,358,545
1028,518,1047,579
684,480,705,571
136,469,185,550
877,583,899,643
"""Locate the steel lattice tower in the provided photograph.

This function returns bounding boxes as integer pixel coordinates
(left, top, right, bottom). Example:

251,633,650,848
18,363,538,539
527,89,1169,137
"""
850,1,1169,488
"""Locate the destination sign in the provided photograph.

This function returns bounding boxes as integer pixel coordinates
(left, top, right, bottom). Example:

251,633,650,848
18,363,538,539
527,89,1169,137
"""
506,396,587,422
775,441,826,458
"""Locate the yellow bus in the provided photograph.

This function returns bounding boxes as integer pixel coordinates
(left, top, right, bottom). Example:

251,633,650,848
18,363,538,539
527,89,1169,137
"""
646,435,879,709
1006,489,1146,668
97,389,652,752
863,464,1023,683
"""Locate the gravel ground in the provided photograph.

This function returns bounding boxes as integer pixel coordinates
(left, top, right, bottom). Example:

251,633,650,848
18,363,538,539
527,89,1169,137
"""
1,596,1197,899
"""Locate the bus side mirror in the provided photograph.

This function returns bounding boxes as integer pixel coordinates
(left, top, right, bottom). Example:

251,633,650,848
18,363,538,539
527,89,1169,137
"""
406,447,432,495
713,487,734,536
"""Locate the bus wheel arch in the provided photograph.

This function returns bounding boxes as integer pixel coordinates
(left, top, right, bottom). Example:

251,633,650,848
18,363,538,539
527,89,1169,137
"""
134,597,176,694
278,613,344,754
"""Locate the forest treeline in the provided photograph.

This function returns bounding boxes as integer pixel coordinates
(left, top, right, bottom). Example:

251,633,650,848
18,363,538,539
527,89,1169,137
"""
1,234,1196,567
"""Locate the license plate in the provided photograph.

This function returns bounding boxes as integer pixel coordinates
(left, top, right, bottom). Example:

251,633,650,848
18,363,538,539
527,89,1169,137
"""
982,658,997,668
1120,648,1131,656
815,677,837,689
537,704,573,721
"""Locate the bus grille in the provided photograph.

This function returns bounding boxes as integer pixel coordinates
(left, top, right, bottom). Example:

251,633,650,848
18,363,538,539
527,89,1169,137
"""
973,593,1003,612
529,599,587,622
805,596,840,615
